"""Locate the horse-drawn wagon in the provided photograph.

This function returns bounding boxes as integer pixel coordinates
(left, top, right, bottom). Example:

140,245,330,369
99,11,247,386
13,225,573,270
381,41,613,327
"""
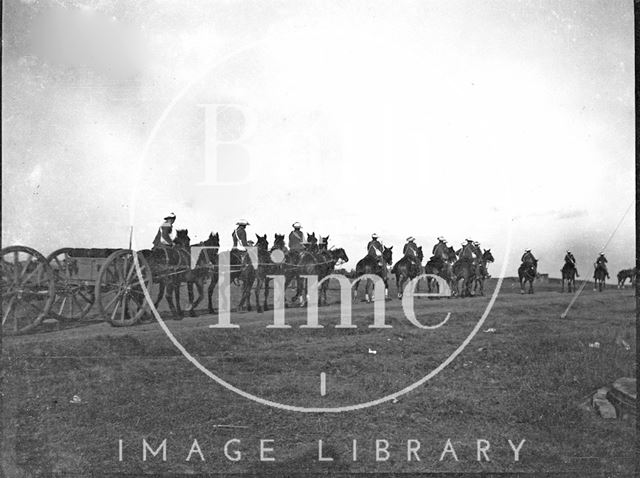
2,245,152,335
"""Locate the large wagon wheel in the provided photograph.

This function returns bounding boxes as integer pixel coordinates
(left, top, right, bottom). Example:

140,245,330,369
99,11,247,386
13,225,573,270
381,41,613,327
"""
1,246,56,335
95,250,152,327
47,248,94,321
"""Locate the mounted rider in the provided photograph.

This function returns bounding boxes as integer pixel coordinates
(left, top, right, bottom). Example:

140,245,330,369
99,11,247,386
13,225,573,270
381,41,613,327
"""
288,222,305,252
367,233,385,266
457,239,476,262
564,250,579,277
152,212,176,248
594,252,610,279
472,241,483,259
521,248,537,265
403,237,420,260
431,236,449,261
232,220,250,251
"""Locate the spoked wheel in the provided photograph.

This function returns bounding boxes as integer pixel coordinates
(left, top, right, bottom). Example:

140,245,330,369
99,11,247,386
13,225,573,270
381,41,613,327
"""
47,248,94,321
1,246,56,335
95,250,153,327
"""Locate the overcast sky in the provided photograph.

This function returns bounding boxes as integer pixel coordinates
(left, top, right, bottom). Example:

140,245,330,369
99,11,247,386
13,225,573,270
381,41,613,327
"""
2,0,635,277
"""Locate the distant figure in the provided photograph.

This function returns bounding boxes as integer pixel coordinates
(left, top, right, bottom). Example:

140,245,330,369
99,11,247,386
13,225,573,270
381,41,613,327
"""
232,220,250,250
564,250,579,277
521,248,537,265
152,213,176,248
288,222,304,251
594,252,609,279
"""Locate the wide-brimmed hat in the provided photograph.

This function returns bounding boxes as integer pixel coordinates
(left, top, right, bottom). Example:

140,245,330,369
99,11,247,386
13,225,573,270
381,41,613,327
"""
406,236,415,242
371,233,378,239
466,238,473,242
164,212,176,220
236,219,249,226
473,241,480,246
437,236,445,241
599,252,605,256
525,248,531,252
292,222,302,228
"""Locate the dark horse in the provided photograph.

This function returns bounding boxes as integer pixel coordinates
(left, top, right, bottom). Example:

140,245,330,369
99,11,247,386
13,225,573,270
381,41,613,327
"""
291,233,322,307
251,234,281,313
201,233,256,312
424,246,457,295
354,246,393,303
315,246,349,305
518,259,537,294
560,260,577,293
391,247,423,299
593,263,607,292
140,229,204,319
617,268,637,289
171,230,215,317
473,249,495,296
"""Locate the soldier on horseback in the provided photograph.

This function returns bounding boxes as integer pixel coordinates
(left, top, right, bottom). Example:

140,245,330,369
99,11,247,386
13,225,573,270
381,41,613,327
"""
232,220,250,251
594,252,610,279
288,222,304,252
564,250,579,277
152,213,176,248
367,233,385,266
432,236,449,260
458,239,476,261
521,248,537,265
403,236,420,260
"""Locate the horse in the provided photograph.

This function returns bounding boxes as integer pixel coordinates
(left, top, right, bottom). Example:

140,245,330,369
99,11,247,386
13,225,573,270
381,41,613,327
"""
319,235,330,251
424,246,456,295
593,263,607,292
354,246,393,303
617,268,637,289
184,232,223,314
391,247,424,299
518,259,537,294
140,230,194,319
452,257,475,298
315,246,349,305
473,249,495,296
170,229,217,317
252,234,282,313
560,260,577,293
291,236,323,307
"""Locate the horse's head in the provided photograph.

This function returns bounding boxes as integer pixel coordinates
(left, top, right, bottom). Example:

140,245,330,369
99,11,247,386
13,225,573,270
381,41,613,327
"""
255,234,269,251
174,229,191,247
306,232,318,244
203,232,220,247
319,235,329,250
447,246,457,262
272,233,286,250
332,247,349,264
383,246,393,264
483,249,494,263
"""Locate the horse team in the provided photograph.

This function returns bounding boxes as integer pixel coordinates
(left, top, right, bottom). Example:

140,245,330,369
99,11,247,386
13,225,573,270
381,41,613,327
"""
138,230,634,320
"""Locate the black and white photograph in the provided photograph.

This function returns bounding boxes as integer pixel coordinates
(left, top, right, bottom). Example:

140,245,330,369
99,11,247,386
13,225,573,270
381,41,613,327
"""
1,0,636,476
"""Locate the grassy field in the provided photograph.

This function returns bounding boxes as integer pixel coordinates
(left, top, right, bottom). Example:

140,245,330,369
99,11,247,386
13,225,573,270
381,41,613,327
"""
1,278,636,476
